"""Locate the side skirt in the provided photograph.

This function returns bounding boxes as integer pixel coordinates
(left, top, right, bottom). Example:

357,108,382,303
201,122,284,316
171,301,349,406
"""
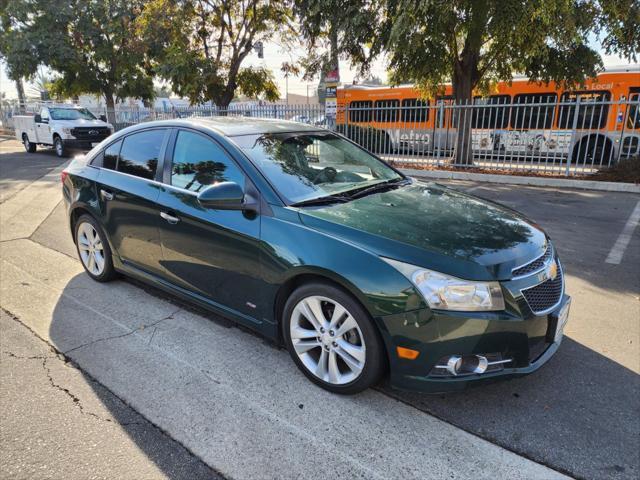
114,260,279,342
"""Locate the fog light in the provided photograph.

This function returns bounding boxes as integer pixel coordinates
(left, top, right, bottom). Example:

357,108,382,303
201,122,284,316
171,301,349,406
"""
445,354,488,375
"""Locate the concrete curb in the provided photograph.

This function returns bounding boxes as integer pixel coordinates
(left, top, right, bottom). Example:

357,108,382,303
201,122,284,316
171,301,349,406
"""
400,168,640,193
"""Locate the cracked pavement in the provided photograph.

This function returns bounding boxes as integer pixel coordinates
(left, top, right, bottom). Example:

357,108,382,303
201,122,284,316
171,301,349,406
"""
0,309,218,480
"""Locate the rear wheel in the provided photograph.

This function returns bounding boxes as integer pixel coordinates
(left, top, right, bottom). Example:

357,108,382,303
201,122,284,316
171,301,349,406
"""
74,214,117,282
282,282,385,394
22,134,36,153
54,136,67,158
572,136,612,166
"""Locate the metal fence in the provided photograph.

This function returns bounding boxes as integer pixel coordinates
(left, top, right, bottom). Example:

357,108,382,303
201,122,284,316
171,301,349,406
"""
3,97,639,176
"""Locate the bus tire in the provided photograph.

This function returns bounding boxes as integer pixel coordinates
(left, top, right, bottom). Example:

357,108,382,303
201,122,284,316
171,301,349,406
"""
571,135,612,166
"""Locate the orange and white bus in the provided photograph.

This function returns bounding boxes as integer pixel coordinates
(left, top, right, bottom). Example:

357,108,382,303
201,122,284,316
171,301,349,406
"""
336,66,640,164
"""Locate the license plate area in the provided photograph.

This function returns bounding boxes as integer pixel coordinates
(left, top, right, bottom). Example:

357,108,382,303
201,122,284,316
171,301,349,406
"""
550,298,571,343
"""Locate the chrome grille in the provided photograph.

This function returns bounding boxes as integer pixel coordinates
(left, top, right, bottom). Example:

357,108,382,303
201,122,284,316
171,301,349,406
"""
521,265,563,314
512,244,553,278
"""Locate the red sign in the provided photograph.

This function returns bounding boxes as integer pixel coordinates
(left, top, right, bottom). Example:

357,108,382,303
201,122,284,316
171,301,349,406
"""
325,68,340,83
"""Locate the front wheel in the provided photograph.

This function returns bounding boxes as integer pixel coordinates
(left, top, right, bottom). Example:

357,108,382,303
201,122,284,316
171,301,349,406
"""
282,283,385,394
22,134,36,153
54,136,67,158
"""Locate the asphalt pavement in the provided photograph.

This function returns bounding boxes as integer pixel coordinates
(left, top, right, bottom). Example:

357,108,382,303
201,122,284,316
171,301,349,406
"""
1,139,638,479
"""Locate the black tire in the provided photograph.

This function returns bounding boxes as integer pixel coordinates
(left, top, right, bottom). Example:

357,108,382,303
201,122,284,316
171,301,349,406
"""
54,135,67,158
572,136,612,166
282,282,386,394
74,214,117,282
22,133,36,153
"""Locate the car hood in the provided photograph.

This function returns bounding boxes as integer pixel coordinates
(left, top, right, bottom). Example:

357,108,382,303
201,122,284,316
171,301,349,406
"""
297,181,548,281
55,119,110,128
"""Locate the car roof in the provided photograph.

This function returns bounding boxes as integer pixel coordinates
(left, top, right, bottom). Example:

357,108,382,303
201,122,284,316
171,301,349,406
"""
123,117,326,137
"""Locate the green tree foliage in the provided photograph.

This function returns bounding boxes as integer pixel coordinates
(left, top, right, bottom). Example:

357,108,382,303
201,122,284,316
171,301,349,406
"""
597,0,640,62
1,0,155,120
297,0,638,164
294,0,376,77
140,0,288,108
377,1,610,163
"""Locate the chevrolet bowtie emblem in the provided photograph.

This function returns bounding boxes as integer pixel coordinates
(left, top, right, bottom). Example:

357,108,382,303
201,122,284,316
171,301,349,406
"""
547,261,558,281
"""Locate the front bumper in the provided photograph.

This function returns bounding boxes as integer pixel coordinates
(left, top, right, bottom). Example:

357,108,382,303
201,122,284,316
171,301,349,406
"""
62,138,109,150
379,294,571,393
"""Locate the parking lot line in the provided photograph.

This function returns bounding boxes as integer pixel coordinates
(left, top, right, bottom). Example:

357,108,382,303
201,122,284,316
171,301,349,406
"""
605,200,640,265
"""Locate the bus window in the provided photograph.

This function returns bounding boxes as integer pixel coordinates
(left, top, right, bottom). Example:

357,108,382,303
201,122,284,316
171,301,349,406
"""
435,95,455,127
374,99,399,122
401,98,429,123
627,90,640,129
558,90,611,129
511,93,557,129
472,95,510,129
348,101,373,122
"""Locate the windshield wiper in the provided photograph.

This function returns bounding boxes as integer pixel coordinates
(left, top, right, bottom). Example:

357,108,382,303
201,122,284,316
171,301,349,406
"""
291,194,352,207
346,178,410,200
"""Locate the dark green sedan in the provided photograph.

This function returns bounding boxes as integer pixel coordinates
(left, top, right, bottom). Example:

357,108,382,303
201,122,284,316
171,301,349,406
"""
62,118,571,394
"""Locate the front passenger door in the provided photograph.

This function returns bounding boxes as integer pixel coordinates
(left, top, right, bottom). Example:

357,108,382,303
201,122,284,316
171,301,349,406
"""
156,129,264,323
36,108,52,144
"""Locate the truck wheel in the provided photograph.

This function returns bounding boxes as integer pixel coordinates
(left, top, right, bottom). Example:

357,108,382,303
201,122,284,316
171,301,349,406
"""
22,134,36,153
54,136,67,158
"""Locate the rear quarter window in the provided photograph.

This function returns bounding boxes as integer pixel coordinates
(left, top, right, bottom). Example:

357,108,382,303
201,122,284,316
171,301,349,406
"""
101,140,123,170
117,129,166,179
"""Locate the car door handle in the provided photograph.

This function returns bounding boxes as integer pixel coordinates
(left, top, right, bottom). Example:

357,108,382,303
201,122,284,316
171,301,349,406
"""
160,211,180,224
100,189,114,201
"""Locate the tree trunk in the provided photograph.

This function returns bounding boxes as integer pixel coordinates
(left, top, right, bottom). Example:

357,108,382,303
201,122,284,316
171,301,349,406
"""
452,66,475,165
15,79,26,113
104,93,117,125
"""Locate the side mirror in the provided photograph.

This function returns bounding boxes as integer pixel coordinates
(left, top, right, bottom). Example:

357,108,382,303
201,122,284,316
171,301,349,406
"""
99,114,107,122
197,182,258,212
34,114,42,123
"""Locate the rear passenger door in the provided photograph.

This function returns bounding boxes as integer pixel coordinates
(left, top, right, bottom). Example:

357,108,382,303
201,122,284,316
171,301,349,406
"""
96,128,169,277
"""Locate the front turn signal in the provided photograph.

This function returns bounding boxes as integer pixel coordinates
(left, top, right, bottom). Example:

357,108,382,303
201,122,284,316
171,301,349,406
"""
397,346,420,360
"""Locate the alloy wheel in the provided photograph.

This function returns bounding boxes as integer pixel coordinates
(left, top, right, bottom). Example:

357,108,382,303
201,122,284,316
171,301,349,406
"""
76,222,105,276
289,295,366,385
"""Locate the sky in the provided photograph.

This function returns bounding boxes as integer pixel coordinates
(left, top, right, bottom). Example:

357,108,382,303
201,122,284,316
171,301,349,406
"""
0,37,634,102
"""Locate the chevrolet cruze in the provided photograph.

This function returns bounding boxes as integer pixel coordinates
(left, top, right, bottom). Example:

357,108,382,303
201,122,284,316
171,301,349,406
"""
62,118,571,394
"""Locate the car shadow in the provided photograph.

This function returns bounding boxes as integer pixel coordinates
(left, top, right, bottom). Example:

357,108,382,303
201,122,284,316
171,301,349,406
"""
382,335,640,480
47,272,639,480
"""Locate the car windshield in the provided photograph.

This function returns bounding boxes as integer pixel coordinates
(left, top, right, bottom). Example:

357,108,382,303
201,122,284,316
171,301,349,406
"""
233,132,403,204
49,108,97,121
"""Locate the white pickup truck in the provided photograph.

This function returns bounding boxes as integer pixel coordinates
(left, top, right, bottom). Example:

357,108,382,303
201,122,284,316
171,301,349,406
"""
14,105,114,157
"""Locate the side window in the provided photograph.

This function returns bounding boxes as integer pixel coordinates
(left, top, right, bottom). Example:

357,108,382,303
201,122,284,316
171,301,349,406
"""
472,95,510,129
558,90,611,129
627,89,640,129
511,93,557,129
374,99,399,122
348,101,373,122
90,151,105,168
401,98,429,123
40,108,49,122
117,129,166,179
171,130,245,192
102,140,122,170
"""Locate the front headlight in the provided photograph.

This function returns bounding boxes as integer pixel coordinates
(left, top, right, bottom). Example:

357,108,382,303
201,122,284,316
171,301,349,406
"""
62,127,72,135
383,258,505,311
